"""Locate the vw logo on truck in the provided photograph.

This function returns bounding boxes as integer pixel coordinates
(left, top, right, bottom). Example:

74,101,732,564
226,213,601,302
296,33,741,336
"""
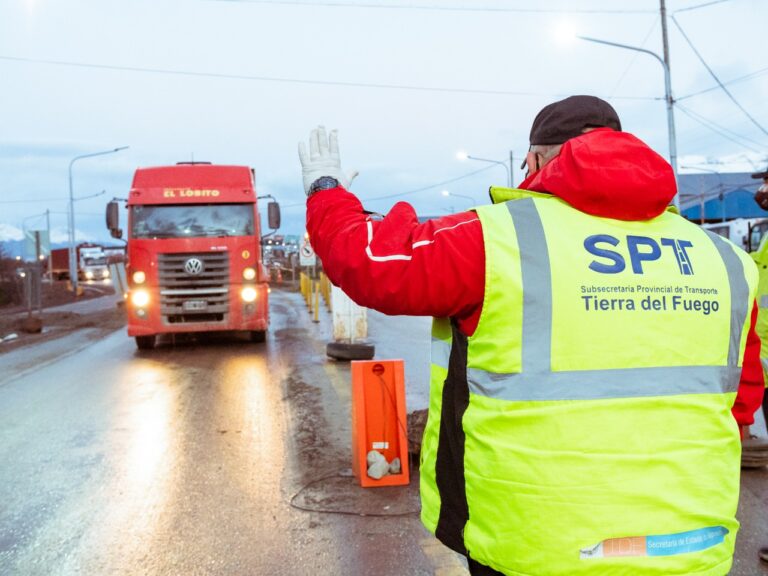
184,257,204,276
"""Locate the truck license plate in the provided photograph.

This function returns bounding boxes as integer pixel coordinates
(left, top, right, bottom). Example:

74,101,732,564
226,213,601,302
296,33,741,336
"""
183,300,208,311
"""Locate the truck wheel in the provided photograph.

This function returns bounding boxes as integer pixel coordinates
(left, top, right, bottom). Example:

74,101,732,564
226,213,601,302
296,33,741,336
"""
250,330,266,343
135,335,156,350
326,341,375,361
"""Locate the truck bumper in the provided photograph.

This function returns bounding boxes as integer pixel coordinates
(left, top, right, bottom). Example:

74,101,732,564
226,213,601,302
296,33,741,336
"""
127,283,269,337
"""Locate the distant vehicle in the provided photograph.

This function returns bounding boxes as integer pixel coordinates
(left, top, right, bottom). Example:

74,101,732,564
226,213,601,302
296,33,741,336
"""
701,218,768,252
263,234,300,278
78,246,110,281
49,244,110,281
106,162,281,350
747,219,768,253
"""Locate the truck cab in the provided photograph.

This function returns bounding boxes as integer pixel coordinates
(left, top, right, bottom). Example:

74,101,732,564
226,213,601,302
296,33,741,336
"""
107,162,280,350
78,246,110,281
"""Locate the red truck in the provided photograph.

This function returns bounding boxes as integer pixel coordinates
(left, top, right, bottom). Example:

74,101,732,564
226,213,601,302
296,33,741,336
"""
106,162,280,350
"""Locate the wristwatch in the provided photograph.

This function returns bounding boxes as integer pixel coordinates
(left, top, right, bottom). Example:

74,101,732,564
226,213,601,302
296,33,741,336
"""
309,176,340,196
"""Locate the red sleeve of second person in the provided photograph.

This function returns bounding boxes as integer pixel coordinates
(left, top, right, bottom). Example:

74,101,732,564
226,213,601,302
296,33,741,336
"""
305,187,485,333
732,302,765,427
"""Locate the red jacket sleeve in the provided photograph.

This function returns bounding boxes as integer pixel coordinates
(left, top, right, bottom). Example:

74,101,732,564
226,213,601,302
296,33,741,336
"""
732,302,764,426
306,187,485,330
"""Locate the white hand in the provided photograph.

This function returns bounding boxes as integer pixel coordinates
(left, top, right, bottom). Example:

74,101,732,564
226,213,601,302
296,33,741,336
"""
298,126,358,195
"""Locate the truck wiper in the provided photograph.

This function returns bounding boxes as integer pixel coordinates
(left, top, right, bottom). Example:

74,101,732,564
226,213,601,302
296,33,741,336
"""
204,229,232,237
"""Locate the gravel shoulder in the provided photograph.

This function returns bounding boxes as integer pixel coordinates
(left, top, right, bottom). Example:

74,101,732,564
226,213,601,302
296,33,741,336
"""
0,299,126,355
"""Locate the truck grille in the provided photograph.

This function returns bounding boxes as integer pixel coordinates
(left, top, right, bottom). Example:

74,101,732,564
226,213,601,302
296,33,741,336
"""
158,252,230,323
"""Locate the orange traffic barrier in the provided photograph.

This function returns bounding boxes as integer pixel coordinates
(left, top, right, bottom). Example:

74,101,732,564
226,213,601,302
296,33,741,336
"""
351,359,409,488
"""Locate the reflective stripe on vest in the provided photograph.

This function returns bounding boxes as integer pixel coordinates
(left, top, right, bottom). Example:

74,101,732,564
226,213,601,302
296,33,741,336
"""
431,336,451,370
459,200,750,403
706,230,750,367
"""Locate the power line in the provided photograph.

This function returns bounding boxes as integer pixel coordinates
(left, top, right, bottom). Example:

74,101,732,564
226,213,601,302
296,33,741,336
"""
678,104,766,148
676,103,765,153
672,0,732,14
0,198,63,204
608,17,659,99
207,0,655,14
364,164,496,202
671,14,768,137
677,66,768,101
677,103,764,150
0,55,658,101
283,164,497,208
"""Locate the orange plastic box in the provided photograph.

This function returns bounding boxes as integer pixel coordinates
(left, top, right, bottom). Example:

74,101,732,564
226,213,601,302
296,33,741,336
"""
351,359,410,488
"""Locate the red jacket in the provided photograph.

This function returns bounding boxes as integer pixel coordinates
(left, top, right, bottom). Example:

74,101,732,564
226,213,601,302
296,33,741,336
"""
307,129,763,426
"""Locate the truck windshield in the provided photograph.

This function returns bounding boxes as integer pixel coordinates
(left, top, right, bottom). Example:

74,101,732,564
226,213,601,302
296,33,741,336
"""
84,257,107,266
130,204,254,239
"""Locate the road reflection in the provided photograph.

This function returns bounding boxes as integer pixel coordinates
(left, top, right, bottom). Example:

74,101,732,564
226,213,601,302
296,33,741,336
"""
77,357,179,572
217,351,287,487
119,359,176,491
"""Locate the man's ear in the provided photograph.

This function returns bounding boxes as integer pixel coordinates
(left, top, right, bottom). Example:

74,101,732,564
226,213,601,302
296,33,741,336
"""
524,151,539,177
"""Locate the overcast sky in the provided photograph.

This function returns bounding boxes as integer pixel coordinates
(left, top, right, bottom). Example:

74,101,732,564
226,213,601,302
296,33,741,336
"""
1,0,767,242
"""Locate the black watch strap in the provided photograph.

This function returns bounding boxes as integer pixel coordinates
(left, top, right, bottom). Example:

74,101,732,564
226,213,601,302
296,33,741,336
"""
309,176,340,196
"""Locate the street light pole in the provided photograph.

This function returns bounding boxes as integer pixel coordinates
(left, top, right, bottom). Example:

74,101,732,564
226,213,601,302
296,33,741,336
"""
659,0,677,180
462,154,512,187
441,189,476,208
68,146,128,296
577,36,678,181
578,2,679,209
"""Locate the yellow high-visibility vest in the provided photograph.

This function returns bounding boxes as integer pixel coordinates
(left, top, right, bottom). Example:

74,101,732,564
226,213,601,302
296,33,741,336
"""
420,189,757,576
750,237,768,377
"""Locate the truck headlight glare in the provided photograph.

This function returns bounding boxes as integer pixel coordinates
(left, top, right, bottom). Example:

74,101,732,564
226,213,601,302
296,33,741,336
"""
131,289,150,308
133,271,146,284
241,287,257,303
243,267,256,280
85,270,94,279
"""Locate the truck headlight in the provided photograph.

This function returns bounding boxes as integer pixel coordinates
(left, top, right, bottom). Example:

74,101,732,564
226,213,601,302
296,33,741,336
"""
85,270,94,279
243,267,256,280
131,289,150,308
241,287,257,303
103,269,111,278
133,271,146,284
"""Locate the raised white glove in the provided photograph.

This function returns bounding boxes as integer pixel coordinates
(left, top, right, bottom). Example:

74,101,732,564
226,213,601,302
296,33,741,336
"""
298,126,358,195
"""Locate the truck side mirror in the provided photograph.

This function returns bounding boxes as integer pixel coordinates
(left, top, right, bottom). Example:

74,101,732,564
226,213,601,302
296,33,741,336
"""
267,201,281,230
106,201,122,239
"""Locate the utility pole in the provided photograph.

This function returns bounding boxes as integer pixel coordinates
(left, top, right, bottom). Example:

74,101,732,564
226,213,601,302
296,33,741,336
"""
45,209,52,283
659,0,678,181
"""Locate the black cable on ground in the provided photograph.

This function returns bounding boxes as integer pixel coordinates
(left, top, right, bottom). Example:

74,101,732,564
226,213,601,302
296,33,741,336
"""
288,470,421,517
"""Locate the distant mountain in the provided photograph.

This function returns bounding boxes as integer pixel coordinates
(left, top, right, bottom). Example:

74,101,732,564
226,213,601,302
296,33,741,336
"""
0,223,23,242
1,239,126,261
0,239,23,258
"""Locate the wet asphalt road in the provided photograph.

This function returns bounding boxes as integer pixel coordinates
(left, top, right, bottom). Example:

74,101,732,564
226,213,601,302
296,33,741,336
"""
0,290,465,576
2,288,768,575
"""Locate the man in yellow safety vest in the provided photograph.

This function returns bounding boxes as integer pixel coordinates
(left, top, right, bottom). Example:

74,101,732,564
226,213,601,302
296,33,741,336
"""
299,95,763,575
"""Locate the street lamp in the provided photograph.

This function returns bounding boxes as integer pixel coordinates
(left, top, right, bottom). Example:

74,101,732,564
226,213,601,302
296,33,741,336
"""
457,151,513,187
577,33,678,209
441,189,476,211
68,146,128,295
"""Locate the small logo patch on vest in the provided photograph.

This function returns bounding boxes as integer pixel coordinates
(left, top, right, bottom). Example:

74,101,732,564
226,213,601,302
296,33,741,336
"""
580,526,728,559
